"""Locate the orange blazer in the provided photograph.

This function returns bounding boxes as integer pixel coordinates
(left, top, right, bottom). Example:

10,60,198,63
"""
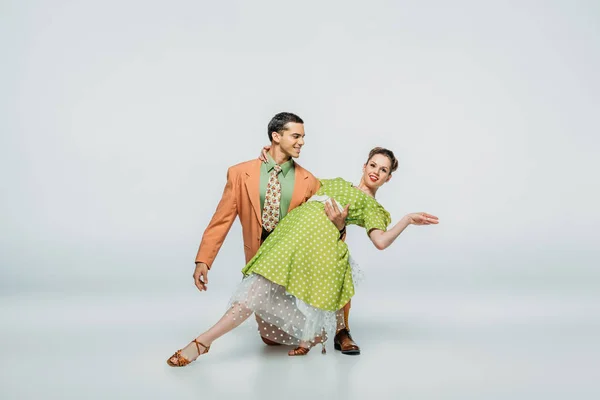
195,159,320,268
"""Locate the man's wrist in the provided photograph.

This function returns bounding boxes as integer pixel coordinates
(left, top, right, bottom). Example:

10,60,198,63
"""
195,261,210,270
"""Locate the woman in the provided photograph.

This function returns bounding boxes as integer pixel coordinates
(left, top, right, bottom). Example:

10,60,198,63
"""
167,147,438,366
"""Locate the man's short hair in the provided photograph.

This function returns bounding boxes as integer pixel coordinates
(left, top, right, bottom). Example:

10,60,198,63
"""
267,112,304,141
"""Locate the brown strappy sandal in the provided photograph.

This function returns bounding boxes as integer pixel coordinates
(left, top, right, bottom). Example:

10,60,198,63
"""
166,339,210,367
288,332,328,356
288,346,311,356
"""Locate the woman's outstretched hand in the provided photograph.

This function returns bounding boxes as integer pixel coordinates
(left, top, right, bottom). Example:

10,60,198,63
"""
370,212,439,250
406,212,439,225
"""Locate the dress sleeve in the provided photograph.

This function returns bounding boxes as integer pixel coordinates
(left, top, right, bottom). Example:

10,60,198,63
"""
316,178,333,195
363,203,391,234
317,178,331,187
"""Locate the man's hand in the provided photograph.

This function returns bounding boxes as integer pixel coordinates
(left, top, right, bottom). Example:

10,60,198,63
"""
324,200,349,231
193,262,209,292
258,146,271,163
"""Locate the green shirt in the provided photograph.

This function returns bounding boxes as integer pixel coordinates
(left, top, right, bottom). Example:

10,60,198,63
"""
260,154,296,220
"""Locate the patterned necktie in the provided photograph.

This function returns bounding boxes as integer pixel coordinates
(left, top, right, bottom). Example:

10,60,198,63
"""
262,165,282,232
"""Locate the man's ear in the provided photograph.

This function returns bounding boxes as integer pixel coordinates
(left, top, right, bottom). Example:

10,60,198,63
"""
272,131,281,144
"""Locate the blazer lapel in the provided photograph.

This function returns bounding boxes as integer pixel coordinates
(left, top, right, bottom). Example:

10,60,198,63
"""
289,164,309,212
245,161,262,223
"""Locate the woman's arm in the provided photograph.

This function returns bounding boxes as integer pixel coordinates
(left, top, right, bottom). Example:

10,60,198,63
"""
369,212,438,250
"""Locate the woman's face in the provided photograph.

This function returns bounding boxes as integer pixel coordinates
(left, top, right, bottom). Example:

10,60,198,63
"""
362,154,392,190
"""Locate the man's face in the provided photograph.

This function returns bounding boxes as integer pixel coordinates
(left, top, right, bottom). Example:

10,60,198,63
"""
273,122,305,158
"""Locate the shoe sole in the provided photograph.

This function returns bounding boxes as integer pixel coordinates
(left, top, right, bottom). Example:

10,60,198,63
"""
334,343,360,355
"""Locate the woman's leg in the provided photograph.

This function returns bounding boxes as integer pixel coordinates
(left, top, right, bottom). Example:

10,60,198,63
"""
168,302,254,363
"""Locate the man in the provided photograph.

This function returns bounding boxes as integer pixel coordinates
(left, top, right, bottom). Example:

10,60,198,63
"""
193,112,360,355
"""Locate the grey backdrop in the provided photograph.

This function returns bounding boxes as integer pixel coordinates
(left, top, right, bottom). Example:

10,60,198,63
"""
1,1,599,399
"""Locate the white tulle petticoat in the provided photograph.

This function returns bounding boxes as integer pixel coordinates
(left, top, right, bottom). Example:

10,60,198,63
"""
227,273,336,346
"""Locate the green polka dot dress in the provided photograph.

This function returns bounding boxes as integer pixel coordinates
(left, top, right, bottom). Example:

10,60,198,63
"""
241,178,391,312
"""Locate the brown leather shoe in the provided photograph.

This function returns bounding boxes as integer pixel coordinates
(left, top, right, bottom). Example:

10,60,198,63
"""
334,328,360,355
260,336,281,346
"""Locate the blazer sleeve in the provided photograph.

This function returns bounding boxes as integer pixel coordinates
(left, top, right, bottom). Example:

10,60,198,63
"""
194,168,238,269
